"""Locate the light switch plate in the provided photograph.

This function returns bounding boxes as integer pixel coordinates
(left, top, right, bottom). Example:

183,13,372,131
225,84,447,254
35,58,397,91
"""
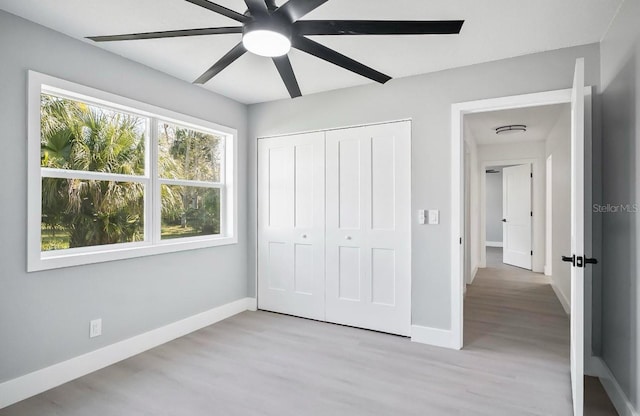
428,210,440,225
418,210,426,224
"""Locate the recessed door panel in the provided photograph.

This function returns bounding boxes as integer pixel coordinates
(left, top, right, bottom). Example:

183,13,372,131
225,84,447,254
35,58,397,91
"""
268,147,292,229
294,243,314,295
338,246,361,301
295,144,314,228
338,139,361,229
371,136,396,230
371,248,396,306
268,242,288,291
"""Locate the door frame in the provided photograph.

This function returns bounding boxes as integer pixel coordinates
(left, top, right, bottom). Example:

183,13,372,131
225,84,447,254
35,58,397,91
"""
479,159,538,270
450,88,593,357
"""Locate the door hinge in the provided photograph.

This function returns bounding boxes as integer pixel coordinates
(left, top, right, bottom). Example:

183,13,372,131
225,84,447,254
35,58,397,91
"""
460,237,462,245
530,172,533,178
531,250,533,255
530,211,533,217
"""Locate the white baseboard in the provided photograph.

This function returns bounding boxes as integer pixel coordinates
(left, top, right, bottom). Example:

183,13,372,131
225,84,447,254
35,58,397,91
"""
0,297,257,410
470,266,479,284
590,357,638,416
411,325,460,350
544,265,552,276
550,281,570,315
485,241,503,248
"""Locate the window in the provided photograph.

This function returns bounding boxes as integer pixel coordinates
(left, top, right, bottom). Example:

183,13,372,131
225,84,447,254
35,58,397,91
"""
28,72,237,271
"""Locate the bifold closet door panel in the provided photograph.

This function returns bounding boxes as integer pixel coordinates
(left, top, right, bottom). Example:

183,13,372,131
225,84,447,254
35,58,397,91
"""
325,121,412,336
257,132,325,320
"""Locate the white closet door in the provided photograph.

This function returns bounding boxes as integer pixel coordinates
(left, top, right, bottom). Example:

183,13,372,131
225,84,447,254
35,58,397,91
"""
258,132,325,320
325,121,412,336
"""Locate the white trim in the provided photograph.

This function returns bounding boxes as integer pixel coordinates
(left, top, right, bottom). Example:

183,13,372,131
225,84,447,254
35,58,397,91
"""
256,118,412,140
0,297,256,410
451,88,574,350
28,71,238,272
590,357,639,416
471,266,479,284
246,297,258,311
411,325,459,350
485,241,503,248
551,282,571,315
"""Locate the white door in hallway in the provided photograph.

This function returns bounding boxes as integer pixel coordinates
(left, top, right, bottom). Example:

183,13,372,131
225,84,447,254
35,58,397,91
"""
325,121,412,336
257,132,325,320
502,163,532,269
569,58,585,416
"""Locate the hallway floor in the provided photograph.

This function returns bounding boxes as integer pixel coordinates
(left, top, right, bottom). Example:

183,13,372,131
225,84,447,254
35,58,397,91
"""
468,247,617,415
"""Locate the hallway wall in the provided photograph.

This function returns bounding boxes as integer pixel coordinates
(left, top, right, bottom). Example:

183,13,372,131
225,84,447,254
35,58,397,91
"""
545,105,572,310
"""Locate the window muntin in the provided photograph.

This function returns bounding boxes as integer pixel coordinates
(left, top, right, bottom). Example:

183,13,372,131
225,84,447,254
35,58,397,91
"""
29,72,237,271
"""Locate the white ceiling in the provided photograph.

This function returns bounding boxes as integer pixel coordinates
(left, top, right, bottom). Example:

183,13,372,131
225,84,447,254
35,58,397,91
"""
0,0,622,104
464,103,569,145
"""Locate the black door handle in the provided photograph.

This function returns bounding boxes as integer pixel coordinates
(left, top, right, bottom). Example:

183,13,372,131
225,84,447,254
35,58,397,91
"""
585,257,598,265
501,219,507,222
562,255,575,266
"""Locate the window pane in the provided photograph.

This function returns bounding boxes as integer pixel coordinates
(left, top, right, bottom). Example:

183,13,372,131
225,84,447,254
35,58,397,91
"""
40,94,146,175
41,178,144,251
158,121,223,182
161,185,221,239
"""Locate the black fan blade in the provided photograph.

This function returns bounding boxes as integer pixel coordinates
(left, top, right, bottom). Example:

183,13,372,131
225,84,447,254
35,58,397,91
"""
294,20,465,36
184,0,249,23
194,43,247,84
272,55,302,98
87,27,243,42
275,0,329,22
244,0,269,17
292,36,391,84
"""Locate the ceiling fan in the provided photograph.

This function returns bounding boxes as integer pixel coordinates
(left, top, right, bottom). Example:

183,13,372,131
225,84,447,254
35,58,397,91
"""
88,0,464,98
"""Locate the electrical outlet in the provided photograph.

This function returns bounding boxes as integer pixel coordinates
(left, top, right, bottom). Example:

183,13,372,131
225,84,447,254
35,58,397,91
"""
90,318,102,338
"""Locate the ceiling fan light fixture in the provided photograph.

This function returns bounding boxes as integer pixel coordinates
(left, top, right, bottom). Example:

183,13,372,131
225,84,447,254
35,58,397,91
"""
495,124,527,135
243,28,291,57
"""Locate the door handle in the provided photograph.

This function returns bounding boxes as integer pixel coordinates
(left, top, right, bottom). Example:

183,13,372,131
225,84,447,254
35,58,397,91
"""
501,219,507,222
584,257,598,265
561,255,575,266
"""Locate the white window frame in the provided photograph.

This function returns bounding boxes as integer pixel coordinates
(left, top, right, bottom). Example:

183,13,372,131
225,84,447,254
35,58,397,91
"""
28,71,238,272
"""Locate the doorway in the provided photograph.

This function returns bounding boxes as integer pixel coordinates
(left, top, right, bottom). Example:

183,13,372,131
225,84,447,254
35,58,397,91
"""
451,59,594,416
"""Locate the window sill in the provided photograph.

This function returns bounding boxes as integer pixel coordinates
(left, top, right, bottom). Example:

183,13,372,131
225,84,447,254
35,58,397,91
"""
28,236,238,272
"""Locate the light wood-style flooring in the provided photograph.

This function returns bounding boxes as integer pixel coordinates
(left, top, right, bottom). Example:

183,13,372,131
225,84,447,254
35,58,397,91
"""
1,248,617,415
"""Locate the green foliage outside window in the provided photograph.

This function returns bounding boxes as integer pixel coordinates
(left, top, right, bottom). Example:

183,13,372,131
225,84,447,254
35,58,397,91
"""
40,94,222,251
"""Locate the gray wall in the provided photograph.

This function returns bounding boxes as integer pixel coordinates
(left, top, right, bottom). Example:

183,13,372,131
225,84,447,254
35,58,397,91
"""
485,171,503,243
0,11,249,383
600,0,640,409
248,43,601,330
545,105,572,305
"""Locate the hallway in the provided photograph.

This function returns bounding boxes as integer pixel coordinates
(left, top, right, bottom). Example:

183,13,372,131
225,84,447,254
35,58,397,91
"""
465,247,616,415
